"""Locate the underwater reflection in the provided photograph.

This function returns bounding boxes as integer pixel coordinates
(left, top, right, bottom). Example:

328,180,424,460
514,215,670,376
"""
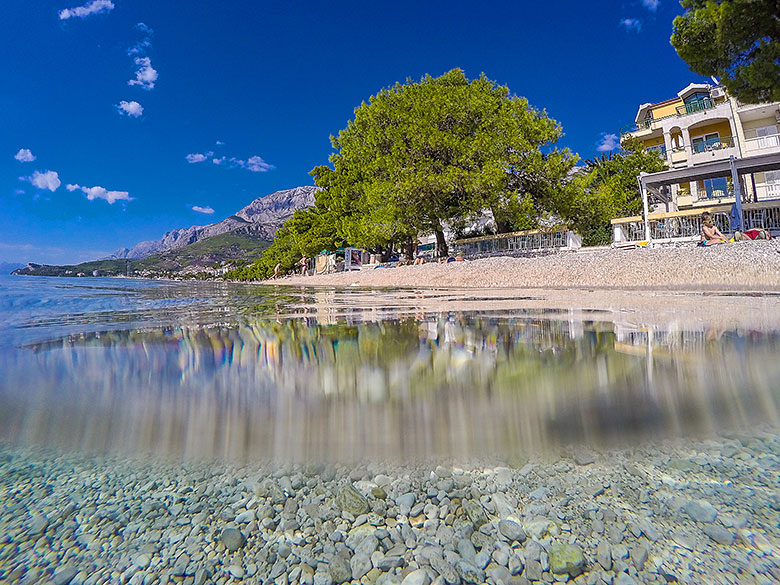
2,312,778,462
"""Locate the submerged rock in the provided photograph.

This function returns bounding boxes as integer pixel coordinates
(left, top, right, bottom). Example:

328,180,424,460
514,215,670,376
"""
336,484,369,516
548,543,586,576
498,518,526,543
328,556,352,584
683,500,718,523
401,569,431,585
462,500,488,528
702,524,735,545
221,527,246,552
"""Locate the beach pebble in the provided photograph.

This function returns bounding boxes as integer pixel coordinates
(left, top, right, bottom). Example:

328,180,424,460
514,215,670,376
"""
498,518,526,542
548,543,585,576
52,565,78,585
401,569,431,585
683,500,718,523
397,493,416,515
596,540,612,571
28,515,49,536
456,560,484,584
221,527,246,552
702,524,735,545
328,556,352,583
336,484,369,516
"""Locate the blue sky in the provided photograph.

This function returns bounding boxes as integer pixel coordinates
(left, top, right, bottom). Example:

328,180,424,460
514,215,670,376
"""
2,0,709,264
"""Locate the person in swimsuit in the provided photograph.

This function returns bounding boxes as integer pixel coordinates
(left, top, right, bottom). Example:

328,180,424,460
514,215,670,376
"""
701,211,727,245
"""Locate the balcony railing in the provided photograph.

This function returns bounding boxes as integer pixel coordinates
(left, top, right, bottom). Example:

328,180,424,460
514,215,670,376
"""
611,202,780,243
691,135,735,154
744,133,780,152
676,98,714,116
621,98,723,137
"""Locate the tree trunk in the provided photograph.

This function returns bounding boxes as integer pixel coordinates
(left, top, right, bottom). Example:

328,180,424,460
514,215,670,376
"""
405,238,416,260
491,207,511,234
434,228,448,257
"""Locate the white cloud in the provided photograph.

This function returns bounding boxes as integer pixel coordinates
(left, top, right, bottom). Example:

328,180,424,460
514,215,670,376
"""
128,57,158,90
642,0,660,11
59,0,114,20
227,155,275,172
620,18,642,31
14,148,36,162
117,100,144,117
246,155,274,172
216,140,225,146
186,150,274,172
596,133,620,152
192,205,215,214
68,183,132,204
128,22,153,55
186,152,213,163
24,170,61,192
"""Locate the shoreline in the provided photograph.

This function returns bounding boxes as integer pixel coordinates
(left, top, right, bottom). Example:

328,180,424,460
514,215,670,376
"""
268,241,780,291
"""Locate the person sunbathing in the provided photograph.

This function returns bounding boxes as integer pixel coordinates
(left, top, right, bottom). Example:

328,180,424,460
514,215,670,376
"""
734,228,772,241
701,211,727,245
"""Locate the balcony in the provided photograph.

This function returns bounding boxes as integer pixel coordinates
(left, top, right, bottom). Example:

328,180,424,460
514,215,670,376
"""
690,135,737,164
744,133,780,154
669,145,688,165
676,98,715,116
692,135,734,153
622,98,728,139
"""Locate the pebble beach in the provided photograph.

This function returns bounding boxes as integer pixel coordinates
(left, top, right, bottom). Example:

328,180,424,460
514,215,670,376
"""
276,241,780,290
2,430,779,585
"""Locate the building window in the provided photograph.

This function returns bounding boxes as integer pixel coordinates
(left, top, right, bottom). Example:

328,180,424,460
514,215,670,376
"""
750,125,780,149
692,132,721,153
764,170,780,199
697,177,729,199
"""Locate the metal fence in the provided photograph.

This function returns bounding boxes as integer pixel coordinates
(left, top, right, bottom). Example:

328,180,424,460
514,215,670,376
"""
454,228,570,258
612,202,780,243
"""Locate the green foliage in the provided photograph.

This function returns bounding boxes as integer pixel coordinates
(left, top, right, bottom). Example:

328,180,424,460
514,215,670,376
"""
312,68,578,246
226,208,344,280
568,138,667,246
671,0,780,103
228,69,581,279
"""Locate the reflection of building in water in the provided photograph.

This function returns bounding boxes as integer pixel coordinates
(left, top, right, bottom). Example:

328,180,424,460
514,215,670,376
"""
3,314,779,461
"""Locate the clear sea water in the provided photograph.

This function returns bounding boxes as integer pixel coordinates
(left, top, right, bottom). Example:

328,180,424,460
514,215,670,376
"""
1,274,778,462
2,274,780,585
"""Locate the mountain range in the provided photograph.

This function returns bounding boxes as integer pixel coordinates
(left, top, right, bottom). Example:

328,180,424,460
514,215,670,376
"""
105,186,317,260
11,186,317,277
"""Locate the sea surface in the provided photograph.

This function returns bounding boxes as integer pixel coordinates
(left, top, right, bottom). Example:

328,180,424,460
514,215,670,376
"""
1,274,778,584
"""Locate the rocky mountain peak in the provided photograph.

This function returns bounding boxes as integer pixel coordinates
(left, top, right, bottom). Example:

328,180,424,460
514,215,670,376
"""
105,186,318,260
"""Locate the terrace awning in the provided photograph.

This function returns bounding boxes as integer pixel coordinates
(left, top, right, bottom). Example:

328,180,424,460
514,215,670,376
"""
638,152,780,240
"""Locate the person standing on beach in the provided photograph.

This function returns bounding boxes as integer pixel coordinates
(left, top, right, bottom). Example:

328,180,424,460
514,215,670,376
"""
299,256,307,276
273,262,281,279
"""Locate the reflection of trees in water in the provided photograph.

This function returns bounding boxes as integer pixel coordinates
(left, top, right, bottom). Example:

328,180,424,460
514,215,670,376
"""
4,315,780,461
